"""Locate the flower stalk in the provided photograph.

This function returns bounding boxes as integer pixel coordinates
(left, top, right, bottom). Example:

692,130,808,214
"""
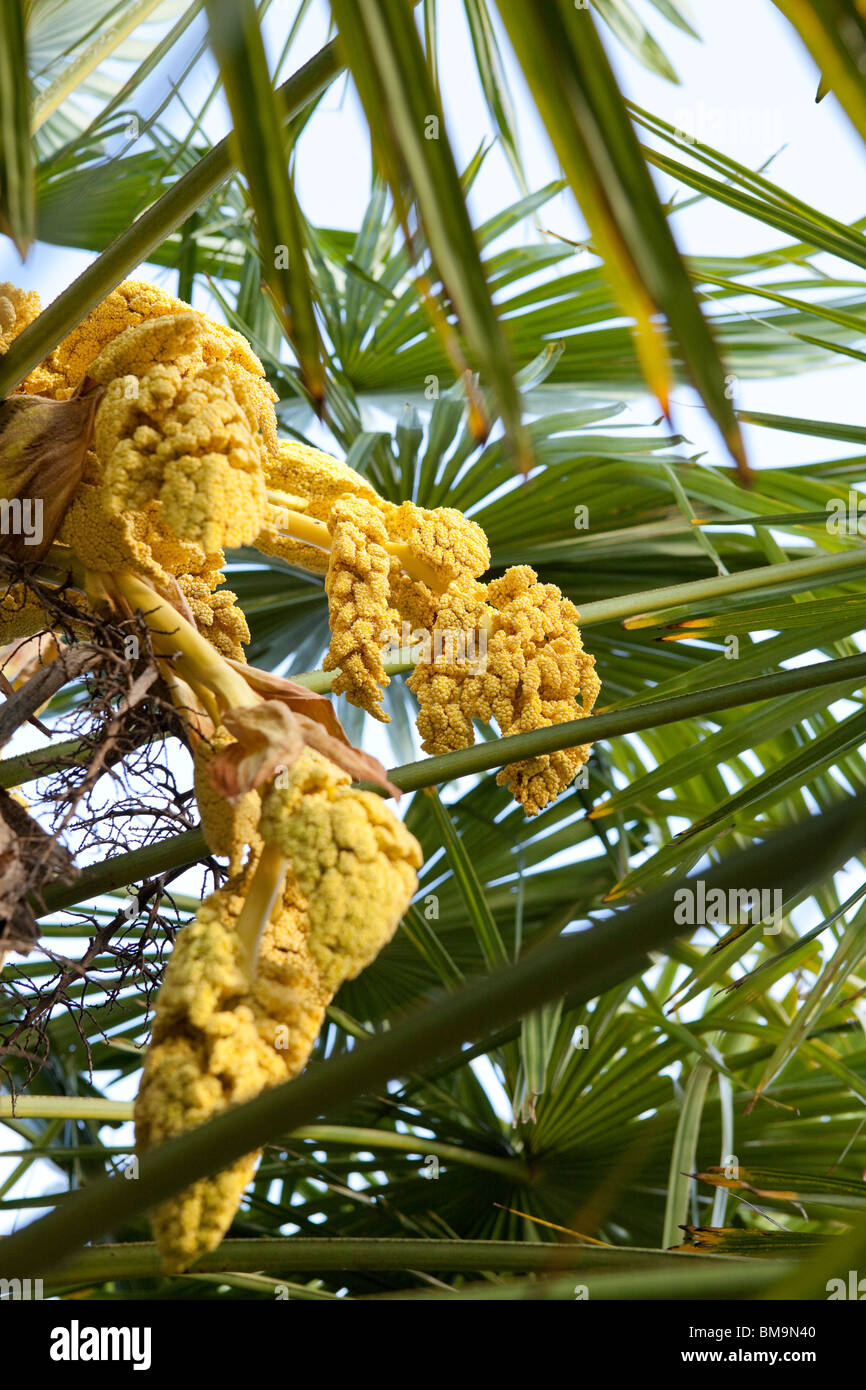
111,570,258,713
266,497,446,589
233,843,289,979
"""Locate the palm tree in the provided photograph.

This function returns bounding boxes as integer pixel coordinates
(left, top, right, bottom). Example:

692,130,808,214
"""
1,0,866,1301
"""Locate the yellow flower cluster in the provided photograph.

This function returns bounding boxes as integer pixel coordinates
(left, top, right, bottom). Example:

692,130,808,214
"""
19,281,188,396
161,416,596,815
137,747,420,1272
0,283,40,355
0,578,91,651
193,727,263,873
12,279,279,429
256,439,382,574
388,499,490,590
2,274,603,1262
259,748,423,995
178,573,250,663
95,358,267,553
322,497,393,720
252,439,491,721
487,567,601,815
407,573,490,754
2,280,278,663
84,311,272,565
2,279,437,1272
0,584,52,647
134,873,329,1273
409,565,601,815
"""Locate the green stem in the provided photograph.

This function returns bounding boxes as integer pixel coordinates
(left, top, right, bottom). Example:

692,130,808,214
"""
575,546,866,626
41,1238,734,1288
357,1263,789,1301
4,794,863,1276
281,651,420,694
0,1124,524,1179
0,40,344,399
272,548,866,653
32,647,866,917
288,1124,528,1181
383,648,866,793
0,1114,524,1179
36,828,207,917
0,1097,131,1122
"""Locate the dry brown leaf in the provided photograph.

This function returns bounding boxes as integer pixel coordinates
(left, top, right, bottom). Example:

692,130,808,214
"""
0,390,101,562
211,701,306,801
293,712,401,799
0,789,75,961
0,631,60,686
210,699,401,802
225,657,351,744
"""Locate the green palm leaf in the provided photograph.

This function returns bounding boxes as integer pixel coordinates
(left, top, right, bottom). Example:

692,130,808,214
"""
204,0,326,403
495,0,748,476
330,0,530,467
0,0,33,255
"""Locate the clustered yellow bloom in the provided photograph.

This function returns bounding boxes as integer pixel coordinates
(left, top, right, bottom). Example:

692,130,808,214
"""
74,310,272,585
134,872,329,1273
3,281,277,663
13,279,281,427
193,727,263,873
387,499,490,591
409,565,601,815
321,495,490,723
248,433,599,810
256,438,382,574
259,748,423,994
322,497,393,720
252,439,491,722
0,283,40,355
178,572,250,663
137,749,420,1272
486,566,601,815
98,367,266,553
107,569,419,1272
0,584,52,647
407,573,491,755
